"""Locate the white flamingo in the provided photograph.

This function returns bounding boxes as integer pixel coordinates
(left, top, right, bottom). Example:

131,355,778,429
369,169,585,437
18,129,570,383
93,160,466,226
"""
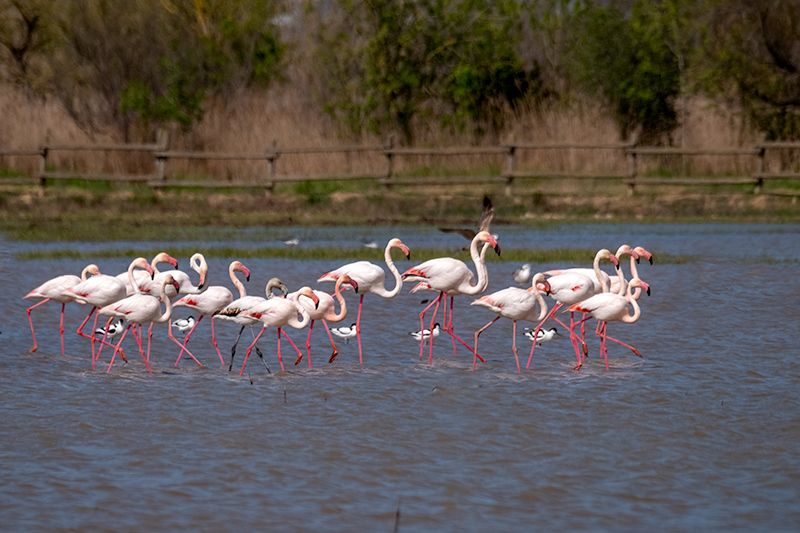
138,253,207,298
24,263,101,355
172,260,251,367
237,287,320,374
471,272,550,373
99,274,183,373
401,231,500,365
116,252,178,295
318,238,410,364
291,275,354,367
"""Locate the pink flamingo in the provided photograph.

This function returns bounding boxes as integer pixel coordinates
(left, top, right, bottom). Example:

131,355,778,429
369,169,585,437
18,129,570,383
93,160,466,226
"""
116,252,178,295
402,230,500,365
172,260,251,367
525,249,620,370
318,238,410,364
292,275,355,367
138,253,207,298
567,278,650,370
99,274,183,373
217,277,289,370
471,272,550,374
24,263,101,355
64,257,154,365
609,245,653,298
237,287,320,375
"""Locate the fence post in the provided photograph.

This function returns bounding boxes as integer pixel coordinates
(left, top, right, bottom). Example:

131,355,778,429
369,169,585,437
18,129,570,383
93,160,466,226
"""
626,133,638,196
384,135,395,190
38,145,48,189
265,139,278,194
754,145,765,195
505,135,515,197
155,129,169,182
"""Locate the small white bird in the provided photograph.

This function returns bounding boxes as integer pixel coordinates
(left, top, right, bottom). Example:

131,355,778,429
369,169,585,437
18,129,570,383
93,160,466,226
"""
284,238,300,247
410,323,440,344
513,263,532,285
96,318,125,340
523,327,562,346
330,323,358,343
172,316,196,335
364,241,379,249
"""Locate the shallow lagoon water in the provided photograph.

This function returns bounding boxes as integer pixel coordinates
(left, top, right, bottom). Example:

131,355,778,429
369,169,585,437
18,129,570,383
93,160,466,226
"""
1,224,799,531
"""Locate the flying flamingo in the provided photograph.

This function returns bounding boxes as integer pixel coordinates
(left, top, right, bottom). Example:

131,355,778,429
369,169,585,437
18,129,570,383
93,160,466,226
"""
402,231,500,365
99,274,183,373
292,275,355,367
138,253,207,298
317,238,410,364
237,287,320,375
217,277,289,370
172,260,251,367
116,252,178,295
471,272,550,374
525,249,620,371
64,257,154,366
567,278,650,370
24,263,101,355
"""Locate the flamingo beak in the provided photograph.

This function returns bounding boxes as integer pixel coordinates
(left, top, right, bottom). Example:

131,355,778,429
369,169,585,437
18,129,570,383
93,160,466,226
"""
609,254,620,269
489,237,501,255
242,266,251,281
640,280,651,296
401,245,410,259
172,280,180,292
198,272,206,289
311,292,320,309
648,256,654,265
146,265,155,280
350,279,359,293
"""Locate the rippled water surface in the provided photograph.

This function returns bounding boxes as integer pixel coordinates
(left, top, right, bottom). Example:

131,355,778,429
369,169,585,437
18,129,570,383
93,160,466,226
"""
2,224,800,531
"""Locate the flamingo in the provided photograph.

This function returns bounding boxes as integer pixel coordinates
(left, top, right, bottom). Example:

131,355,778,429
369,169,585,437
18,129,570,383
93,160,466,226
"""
567,278,650,370
217,277,288,370
138,253,207,298
292,275,355,367
609,245,653,298
99,274,183,373
330,323,357,343
237,287,320,375
402,231,500,365
64,257,154,366
24,263,101,355
526,249,620,370
471,272,550,374
116,252,178,295
317,238,411,364
172,260,251,367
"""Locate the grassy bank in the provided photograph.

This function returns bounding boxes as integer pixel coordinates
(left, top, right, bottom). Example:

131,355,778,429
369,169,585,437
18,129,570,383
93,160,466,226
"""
1,179,799,243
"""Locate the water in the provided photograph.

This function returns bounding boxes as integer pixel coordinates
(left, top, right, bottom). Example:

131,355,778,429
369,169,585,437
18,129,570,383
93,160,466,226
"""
2,224,799,531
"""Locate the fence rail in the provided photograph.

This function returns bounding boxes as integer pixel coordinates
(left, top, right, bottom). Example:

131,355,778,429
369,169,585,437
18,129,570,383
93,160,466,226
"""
2,135,800,196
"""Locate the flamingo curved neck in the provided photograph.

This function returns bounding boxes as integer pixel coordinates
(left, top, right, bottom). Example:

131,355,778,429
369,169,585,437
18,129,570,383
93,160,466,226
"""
628,255,642,299
230,264,247,298
154,279,174,323
326,281,347,321
372,243,404,298
593,251,610,293
128,261,146,294
621,283,641,324
458,236,490,295
288,293,311,328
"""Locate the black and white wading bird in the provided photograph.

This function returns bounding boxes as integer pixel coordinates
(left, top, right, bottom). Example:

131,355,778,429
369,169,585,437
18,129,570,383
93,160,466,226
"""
172,316,196,335
409,323,441,344
524,327,563,346
96,318,125,340
330,323,358,344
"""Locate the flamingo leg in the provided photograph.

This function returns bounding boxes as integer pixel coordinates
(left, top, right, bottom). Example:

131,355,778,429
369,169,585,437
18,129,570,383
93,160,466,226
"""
473,316,501,371
250,326,266,362
427,294,443,364
551,314,587,369
239,325,267,376
76,307,97,359
25,298,51,353
59,303,66,356
448,296,457,358
280,328,303,366
146,323,154,363
526,303,561,370
275,328,285,372
95,317,126,367
602,327,643,358
175,315,204,366
90,312,101,361
442,327,486,363
229,325,245,370
418,294,441,359
107,325,133,373
355,294,364,364
512,320,521,374
210,316,225,366
169,325,202,367
303,320,314,368
132,324,151,370
322,319,339,363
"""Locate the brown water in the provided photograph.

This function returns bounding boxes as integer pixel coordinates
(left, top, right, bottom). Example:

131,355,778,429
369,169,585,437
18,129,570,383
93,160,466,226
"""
2,225,799,531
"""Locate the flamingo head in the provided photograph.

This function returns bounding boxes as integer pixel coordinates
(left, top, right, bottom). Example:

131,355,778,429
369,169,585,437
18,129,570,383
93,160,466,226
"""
153,252,178,270
598,248,620,269
634,246,653,265
337,274,358,294
389,238,411,260
232,261,250,281
477,231,501,255
82,264,101,280
530,273,550,295
629,278,650,296
615,244,634,259
266,277,288,299
162,274,181,293
133,257,156,279
190,253,207,288
297,286,320,309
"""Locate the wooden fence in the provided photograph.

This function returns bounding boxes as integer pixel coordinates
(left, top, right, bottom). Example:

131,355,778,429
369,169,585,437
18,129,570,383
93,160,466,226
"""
2,135,800,197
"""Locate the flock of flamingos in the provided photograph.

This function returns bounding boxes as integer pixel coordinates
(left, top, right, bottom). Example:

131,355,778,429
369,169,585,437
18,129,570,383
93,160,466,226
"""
23,230,653,376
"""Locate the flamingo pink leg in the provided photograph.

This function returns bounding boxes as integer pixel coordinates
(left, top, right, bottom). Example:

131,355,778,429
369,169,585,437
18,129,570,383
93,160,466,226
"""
210,316,225,366
59,303,66,356
146,323,154,363
473,316,501,371
427,295,443,363
240,325,268,376
322,319,339,364
601,323,643,359
169,324,202,367
175,315,204,366
526,303,561,369
107,325,132,372
279,328,303,366
95,318,127,367
25,298,51,353
418,294,442,359
89,311,101,360
355,294,364,364
448,297,457,358
304,320,314,368
76,307,97,358
275,328,285,372
512,320,521,374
